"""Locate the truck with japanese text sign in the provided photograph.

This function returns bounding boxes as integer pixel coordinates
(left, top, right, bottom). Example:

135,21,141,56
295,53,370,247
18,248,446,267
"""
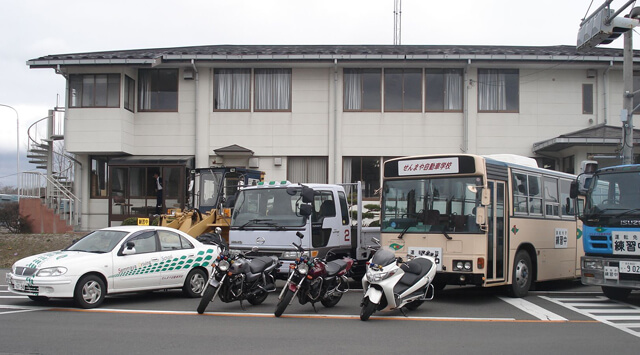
572,161,640,300
226,181,379,279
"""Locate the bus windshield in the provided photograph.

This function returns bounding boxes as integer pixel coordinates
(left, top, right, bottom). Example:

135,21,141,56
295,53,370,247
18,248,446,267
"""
230,188,306,229
381,176,483,234
585,171,640,215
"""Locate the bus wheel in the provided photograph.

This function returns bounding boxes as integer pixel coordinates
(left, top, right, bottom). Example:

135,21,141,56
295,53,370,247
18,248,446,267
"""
508,250,532,298
602,286,631,301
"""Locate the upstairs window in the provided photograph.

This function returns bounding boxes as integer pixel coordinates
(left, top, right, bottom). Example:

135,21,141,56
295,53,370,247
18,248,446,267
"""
478,69,519,112
138,69,178,111
255,69,291,111
69,74,120,108
344,69,381,111
425,69,463,112
124,75,135,112
384,68,422,112
214,69,250,111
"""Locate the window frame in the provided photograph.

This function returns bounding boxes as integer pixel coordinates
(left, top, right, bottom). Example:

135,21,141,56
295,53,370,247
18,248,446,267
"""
384,68,423,112
582,83,594,115
124,75,135,112
69,74,121,108
425,68,464,112
90,156,109,199
138,69,179,112
214,68,251,112
477,68,519,113
343,68,382,112
254,68,292,112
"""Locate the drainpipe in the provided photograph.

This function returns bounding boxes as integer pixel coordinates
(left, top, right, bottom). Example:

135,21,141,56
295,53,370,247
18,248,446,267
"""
461,60,470,152
333,59,338,183
191,60,201,168
603,61,613,125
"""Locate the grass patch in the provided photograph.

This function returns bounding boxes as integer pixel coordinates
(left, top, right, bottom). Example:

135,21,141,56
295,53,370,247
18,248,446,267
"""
0,233,81,268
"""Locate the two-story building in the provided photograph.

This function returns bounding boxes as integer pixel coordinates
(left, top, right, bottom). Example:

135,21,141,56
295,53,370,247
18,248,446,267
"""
26,44,640,230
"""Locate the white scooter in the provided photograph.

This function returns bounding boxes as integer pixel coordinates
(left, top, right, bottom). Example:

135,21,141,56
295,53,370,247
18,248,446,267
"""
360,246,437,321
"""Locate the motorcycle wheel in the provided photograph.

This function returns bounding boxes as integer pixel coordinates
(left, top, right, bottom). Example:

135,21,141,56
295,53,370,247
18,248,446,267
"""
320,291,343,308
197,284,217,314
360,298,376,321
404,300,423,310
247,290,269,305
274,288,294,317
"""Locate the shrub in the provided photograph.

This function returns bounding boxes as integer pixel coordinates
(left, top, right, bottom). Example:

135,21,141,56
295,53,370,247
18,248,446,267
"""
351,211,374,220
364,204,380,211
0,202,32,233
368,220,380,227
121,217,138,226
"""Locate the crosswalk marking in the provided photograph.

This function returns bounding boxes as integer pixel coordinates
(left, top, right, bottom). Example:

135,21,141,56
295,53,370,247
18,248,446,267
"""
498,296,567,321
541,295,640,338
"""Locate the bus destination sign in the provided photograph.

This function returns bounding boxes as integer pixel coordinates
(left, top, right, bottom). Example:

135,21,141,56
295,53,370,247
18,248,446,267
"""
398,157,459,176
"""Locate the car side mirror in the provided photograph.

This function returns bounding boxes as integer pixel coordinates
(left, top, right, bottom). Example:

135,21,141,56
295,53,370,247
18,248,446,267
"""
122,241,136,255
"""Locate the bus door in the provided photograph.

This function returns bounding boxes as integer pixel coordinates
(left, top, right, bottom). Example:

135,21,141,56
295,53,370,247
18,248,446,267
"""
486,180,507,283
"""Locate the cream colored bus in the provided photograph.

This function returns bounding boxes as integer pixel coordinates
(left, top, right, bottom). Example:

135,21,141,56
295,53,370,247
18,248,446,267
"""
380,154,582,297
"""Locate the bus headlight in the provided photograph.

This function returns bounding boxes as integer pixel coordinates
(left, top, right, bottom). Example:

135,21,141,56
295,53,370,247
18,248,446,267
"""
582,258,603,270
453,260,473,272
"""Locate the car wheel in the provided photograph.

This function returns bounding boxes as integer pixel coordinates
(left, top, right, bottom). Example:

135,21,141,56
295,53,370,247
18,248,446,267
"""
74,275,106,309
508,250,532,298
602,286,631,301
183,269,207,298
28,295,49,302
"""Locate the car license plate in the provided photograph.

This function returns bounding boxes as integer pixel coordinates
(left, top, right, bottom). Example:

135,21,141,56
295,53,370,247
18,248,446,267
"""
13,280,26,291
407,247,443,271
619,261,640,274
604,266,619,280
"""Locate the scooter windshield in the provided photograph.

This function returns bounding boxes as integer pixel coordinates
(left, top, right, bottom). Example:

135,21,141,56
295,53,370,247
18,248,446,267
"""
370,248,396,267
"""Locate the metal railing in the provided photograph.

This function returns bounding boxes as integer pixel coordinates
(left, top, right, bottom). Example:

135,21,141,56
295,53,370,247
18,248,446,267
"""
20,171,80,227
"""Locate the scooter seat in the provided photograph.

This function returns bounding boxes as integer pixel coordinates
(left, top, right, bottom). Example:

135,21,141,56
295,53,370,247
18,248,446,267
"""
325,259,349,277
249,256,278,273
394,258,434,295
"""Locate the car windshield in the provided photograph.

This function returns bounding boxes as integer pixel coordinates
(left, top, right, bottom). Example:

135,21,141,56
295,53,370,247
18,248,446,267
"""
231,187,306,228
585,171,640,215
381,177,483,234
65,230,129,253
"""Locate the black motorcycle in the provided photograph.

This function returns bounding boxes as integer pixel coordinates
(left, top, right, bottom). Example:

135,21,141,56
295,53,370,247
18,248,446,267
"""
196,229,279,314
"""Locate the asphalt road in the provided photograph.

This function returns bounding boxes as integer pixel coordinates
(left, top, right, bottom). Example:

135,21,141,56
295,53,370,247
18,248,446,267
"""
2,270,640,354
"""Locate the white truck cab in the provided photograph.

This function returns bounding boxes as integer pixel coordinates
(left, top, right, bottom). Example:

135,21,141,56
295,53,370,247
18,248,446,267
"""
228,181,378,278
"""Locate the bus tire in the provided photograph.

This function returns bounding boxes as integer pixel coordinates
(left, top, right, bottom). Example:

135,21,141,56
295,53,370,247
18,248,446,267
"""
602,286,631,301
508,250,532,298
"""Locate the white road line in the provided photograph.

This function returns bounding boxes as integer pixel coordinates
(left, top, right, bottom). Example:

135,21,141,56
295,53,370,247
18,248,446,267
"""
541,295,640,338
0,296,28,299
498,296,568,321
0,309,41,315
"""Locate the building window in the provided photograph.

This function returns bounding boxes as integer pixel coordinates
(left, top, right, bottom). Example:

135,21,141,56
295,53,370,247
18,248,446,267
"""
214,69,250,111
124,75,135,112
255,68,291,111
287,157,327,183
384,68,422,112
69,74,120,108
90,156,109,198
582,83,593,114
343,157,383,199
138,69,178,111
425,69,463,111
562,156,575,174
344,69,381,111
478,69,519,112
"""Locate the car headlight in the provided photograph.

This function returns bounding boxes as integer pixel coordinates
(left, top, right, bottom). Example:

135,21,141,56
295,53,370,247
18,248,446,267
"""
218,260,230,272
583,258,603,270
36,267,68,277
11,263,17,274
297,263,309,275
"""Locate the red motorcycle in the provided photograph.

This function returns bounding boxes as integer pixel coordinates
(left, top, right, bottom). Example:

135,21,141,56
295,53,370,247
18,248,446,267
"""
274,232,353,317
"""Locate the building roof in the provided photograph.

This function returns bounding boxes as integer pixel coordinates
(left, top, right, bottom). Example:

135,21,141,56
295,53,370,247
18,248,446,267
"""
26,45,640,68
533,124,640,153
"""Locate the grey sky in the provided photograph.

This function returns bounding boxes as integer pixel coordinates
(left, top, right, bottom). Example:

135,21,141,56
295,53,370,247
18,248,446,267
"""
0,0,633,187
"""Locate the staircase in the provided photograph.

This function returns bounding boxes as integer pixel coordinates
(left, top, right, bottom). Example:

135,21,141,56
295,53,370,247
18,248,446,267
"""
19,107,81,232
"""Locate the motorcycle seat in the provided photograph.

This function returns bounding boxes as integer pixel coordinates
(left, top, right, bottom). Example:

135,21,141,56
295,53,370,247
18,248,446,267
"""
325,259,349,277
249,256,278,273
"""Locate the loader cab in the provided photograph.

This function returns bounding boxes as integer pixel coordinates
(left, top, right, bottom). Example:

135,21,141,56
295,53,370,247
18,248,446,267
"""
194,167,263,213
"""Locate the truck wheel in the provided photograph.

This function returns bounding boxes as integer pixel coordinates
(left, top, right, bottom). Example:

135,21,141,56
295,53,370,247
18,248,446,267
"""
360,297,376,321
508,250,532,298
197,284,217,314
602,286,631,301
275,289,294,317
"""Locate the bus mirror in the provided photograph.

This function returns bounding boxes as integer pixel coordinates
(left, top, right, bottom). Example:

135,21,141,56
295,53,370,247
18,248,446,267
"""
481,188,490,206
570,181,579,199
475,206,487,227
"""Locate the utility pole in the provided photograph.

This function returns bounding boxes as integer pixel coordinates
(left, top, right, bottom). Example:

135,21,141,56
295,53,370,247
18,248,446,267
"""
393,0,402,45
623,30,635,164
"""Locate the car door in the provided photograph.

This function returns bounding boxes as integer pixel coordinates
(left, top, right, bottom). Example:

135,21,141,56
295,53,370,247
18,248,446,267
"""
157,230,198,288
111,230,163,292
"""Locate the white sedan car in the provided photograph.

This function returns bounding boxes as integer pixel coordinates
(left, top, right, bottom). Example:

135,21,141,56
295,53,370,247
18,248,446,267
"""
6,226,220,308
